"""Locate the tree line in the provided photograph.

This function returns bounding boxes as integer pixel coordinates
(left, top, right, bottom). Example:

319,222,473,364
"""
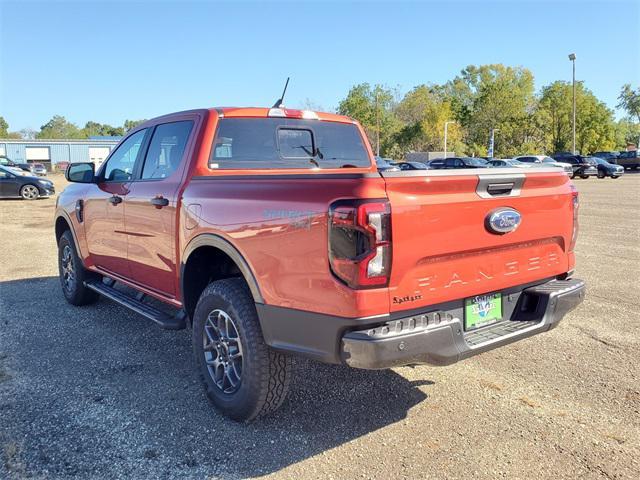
337,64,640,158
1,63,638,160
0,116,147,140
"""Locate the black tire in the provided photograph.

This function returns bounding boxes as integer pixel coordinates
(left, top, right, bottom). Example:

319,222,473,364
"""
611,175,619,179
58,230,100,306
20,184,40,200
580,174,589,179
597,171,605,179
192,278,291,422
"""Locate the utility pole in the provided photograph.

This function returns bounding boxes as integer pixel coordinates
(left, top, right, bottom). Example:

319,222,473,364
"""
444,121,455,158
569,53,577,154
375,90,380,157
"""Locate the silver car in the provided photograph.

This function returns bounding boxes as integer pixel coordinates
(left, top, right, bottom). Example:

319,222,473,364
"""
514,155,573,175
30,163,48,176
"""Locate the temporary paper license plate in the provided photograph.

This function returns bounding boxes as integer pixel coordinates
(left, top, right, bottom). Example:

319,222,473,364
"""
464,293,502,330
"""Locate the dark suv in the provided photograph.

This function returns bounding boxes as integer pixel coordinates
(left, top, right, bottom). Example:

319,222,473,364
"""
617,151,640,170
551,154,598,179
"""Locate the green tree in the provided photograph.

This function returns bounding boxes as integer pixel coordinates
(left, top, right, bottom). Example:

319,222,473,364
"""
0,116,8,137
0,116,25,139
337,83,401,156
618,84,640,122
37,115,83,139
617,84,640,147
123,119,147,132
448,64,537,157
82,121,124,137
393,85,464,154
537,81,615,154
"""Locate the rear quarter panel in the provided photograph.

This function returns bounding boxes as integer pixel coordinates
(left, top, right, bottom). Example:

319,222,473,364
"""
180,175,390,318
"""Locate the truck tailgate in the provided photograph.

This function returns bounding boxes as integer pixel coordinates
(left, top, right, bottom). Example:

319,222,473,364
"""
381,168,575,312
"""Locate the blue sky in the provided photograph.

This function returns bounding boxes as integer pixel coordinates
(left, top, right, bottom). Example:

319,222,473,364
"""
1,0,638,131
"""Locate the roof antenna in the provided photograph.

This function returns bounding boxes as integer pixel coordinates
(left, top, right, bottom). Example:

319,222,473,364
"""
272,77,290,108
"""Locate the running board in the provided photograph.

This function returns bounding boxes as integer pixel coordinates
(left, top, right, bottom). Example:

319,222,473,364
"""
85,280,186,330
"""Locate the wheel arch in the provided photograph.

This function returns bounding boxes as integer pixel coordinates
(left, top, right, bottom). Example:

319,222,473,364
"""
181,234,264,320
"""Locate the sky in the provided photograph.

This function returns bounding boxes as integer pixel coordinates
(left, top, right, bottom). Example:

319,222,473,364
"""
1,0,639,132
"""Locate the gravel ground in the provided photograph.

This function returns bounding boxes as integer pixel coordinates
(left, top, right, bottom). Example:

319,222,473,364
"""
1,173,639,480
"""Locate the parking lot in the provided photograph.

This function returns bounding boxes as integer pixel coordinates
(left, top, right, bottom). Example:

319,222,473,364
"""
1,173,639,479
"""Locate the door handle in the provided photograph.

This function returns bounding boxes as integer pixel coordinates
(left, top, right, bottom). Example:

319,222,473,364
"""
150,196,169,208
108,195,122,205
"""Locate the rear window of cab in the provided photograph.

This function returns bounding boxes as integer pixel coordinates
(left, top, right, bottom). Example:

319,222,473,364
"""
208,118,371,169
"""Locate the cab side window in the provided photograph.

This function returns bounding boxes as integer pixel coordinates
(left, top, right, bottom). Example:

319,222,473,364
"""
141,121,194,180
103,129,147,182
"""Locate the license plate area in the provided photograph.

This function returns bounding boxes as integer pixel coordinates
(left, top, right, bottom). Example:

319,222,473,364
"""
464,293,502,331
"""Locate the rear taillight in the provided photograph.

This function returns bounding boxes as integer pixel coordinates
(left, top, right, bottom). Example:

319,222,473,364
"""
329,200,391,288
569,184,579,251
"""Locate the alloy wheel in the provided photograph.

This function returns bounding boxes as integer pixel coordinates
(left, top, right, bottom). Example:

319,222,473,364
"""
203,309,243,394
61,245,76,292
21,185,39,200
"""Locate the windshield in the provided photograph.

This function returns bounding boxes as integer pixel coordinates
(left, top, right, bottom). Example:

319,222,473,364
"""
465,157,488,166
210,118,371,169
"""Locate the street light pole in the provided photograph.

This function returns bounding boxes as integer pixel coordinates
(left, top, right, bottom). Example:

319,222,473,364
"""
569,53,577,154
489,128,499,158
444,120,454,158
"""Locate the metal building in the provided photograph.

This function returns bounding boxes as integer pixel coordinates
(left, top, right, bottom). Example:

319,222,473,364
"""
0,137,121,171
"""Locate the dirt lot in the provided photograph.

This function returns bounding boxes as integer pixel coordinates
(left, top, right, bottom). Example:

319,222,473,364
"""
1,173,639,479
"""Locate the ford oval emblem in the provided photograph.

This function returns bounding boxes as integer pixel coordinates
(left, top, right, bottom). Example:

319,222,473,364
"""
486,208,521,234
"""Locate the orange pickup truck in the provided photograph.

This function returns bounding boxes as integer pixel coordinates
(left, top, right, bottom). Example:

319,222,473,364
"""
55,107,585,421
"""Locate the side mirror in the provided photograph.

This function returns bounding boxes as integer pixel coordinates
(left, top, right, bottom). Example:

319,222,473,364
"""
66,162,96,183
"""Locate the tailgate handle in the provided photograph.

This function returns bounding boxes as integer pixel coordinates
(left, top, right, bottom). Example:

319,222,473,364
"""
487,183,515,196
476,174,525,198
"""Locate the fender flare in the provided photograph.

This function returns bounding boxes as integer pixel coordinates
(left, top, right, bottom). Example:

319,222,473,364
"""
54,211,84,262
180,233,264,304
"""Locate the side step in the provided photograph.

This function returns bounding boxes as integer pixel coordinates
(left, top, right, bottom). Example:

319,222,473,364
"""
85,280,186,330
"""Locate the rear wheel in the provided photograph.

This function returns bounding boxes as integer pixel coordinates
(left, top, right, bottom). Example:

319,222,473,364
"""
580,174,589,179
20,184,40,200
58,230,100,305
192,278,291,422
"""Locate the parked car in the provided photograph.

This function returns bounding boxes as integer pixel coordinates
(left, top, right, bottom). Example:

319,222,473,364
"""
428,157,489,169
0,165,55,199
398,161,428,170
487,158,530,168
551,154,598,179
0,155,31,173
591,151,620,164
374,156,400,172
55,106,584,421
56,161,70,173
513,155,573,175
592,157,624,179
30,162,48,176
616,150,640,170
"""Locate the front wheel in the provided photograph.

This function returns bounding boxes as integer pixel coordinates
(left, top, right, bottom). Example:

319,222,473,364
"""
580,174,589,179
611,175,620,179
597,171,605,179
20,184,40,200
58,230,100,305
192,278,292,422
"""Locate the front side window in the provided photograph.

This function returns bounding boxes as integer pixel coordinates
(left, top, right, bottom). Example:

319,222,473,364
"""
209,118,370,169
141,121,194,180
103,129,147,182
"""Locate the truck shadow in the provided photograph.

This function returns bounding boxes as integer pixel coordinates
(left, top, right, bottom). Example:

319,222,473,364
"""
0,276,433,479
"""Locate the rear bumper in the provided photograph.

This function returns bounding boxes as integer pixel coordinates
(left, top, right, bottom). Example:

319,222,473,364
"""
341,278,585,369
257,277,586,368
